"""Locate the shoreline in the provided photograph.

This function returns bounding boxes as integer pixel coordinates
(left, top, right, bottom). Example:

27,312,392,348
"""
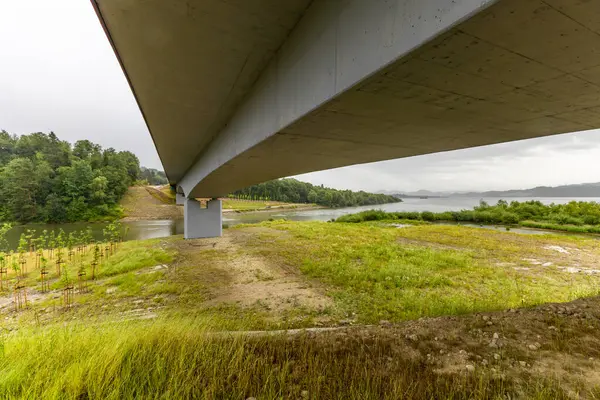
222,203,324,214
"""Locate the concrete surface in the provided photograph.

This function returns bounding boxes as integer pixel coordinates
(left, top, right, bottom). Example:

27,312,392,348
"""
94,0,600,198
184,198,222,239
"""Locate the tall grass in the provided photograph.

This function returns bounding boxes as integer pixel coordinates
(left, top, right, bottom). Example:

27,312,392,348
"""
0,318,569,399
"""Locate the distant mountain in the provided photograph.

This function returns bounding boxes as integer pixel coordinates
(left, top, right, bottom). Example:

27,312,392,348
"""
379,189,449,198
453,182,600,198
385,182,600,199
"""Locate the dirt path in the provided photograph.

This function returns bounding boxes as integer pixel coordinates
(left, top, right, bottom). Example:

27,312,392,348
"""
171,228,332,314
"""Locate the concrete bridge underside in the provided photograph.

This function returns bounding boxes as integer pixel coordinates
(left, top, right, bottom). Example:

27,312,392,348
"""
93,0,600,237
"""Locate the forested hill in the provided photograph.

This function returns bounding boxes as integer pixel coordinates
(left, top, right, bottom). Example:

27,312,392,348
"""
140,167,168,185
0,130,144,223
231,178,400,208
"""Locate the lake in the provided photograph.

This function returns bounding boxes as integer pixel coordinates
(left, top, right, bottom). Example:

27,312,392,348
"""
222,196,600,224
3,197,599,249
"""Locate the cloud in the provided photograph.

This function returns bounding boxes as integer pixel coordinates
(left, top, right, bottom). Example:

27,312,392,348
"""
295,129,600,192
0,0,161,169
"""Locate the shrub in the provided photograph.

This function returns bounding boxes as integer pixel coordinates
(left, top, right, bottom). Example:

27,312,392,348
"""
501,212,520,225
421,211,435,222
583,215,600,225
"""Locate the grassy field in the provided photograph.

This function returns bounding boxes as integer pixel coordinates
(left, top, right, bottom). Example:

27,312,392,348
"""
239,221,600,323
1,221,600,398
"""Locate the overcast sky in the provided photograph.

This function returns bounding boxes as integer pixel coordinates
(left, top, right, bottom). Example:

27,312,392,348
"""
1,0,599,194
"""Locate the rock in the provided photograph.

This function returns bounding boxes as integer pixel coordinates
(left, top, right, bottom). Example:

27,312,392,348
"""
519,361,527,367
528,343,539,351
339,319,352,326
301,390,309,399
481,359,488,366
482,315,490,321
106,287,117,294
440,349,445,355
486,321,493,326
246,397,257,400
548,326,557,331
459,350,467,355
493,332,499,340
493,353,501,360
465,364,475,372
379,320,391,326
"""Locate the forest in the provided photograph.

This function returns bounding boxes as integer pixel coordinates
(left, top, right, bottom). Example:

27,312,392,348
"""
0,131,140,223
230,178,400,208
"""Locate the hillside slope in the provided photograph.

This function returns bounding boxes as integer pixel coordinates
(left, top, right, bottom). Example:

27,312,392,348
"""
120,186,183,221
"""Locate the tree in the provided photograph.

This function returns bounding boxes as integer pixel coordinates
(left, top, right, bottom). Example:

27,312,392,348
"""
44,193,67,223
231,178,400,208
0,158,40,221
0,131,146,223
56,159,94,200
89,176,109,205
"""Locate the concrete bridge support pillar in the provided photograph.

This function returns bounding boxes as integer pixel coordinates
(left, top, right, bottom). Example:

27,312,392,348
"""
176,193,185,206
184,198,222,239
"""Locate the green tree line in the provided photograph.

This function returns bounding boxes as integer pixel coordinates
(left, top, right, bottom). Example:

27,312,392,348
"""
0,130,142,223
231,178,400,208
139,167,168,185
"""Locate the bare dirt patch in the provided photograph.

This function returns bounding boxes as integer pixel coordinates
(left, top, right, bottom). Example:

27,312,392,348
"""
171,229,332,314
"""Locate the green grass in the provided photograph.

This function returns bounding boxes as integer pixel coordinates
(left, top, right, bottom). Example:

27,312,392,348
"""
239,221,600,323
7,239,174,294
0,317,571,400
1,222,600,398
96,240,174,278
